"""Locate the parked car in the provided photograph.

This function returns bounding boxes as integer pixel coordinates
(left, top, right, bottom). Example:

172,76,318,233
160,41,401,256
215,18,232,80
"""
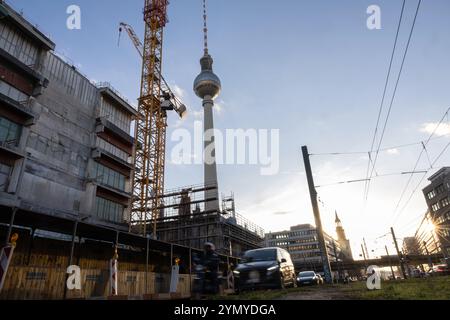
428,264,449,276
234,247,297,291
296,271,322,286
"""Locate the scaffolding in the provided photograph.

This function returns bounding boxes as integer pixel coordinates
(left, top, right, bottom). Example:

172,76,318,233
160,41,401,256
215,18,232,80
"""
145,184,264,256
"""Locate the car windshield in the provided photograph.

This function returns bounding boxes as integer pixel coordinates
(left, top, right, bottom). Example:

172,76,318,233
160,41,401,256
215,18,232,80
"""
299,272,315,277
243,249,277,262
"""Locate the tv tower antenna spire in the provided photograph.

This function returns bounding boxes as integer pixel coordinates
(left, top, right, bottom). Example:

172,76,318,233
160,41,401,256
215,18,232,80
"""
203,0,208,55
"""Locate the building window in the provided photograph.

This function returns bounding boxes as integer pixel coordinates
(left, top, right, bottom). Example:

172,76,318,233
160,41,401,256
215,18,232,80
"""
436,215,445,225
431,202,441,212
0,79,29,102
0,162,12,192
94,196,124,223
427,190,436,200
0,116,22,147
90,161,126,191
0,21,39,67
436,184,445,195
100,98,131,134
441,197,449,208
96,138,130,163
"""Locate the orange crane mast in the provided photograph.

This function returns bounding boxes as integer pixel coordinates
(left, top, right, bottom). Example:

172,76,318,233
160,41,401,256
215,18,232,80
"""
131,0,184,237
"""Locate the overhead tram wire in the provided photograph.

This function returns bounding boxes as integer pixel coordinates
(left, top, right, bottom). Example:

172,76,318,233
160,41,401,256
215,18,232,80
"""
309,136,446,157
395,210,428,234
390,106,450,225
392,138,450,227
315,170,427,189
364,0,422,206
363,0,407,206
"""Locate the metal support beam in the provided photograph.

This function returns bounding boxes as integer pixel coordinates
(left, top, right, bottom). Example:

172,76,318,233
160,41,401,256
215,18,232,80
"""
63,220,78,300
145,236,149,292
385,245,396,280
5,207,17,246
189,247,192,295
26,228,35,266
68,221,78,266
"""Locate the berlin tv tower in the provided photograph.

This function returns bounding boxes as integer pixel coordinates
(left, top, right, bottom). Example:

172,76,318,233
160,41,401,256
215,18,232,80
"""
193,0,221,212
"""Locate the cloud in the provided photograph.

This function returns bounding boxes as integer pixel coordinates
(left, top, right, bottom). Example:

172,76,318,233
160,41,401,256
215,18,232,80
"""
273,211,293,215
174,119,184,128
386,148,399,155
215,99,227,114
420,122,450,137
172,84,186,99
192,110,203,119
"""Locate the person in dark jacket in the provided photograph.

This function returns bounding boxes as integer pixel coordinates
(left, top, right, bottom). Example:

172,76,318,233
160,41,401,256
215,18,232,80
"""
192,242,220,297
201,242,220,294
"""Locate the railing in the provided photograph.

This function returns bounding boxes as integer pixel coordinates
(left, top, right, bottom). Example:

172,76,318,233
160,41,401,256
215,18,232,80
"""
145,182,265,238
95,81,136,109
0,139,19,149
221,211,265,239
2,0,53,41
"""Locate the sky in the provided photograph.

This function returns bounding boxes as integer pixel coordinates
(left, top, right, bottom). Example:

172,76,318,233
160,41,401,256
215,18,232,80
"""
8,0,450,259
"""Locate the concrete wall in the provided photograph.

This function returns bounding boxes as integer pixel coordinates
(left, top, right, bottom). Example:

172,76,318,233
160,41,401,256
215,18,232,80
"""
18,57,97,215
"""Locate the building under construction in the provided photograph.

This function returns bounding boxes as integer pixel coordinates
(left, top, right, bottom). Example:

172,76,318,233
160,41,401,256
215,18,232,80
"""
151,184,264,256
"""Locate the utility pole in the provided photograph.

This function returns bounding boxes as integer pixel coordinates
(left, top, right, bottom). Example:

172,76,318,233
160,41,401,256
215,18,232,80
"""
391,227,407,279
385,245,396,280
332,241,341,283
423,241,433,270
363,238,370,259
361,243,368,268
301,146,332,284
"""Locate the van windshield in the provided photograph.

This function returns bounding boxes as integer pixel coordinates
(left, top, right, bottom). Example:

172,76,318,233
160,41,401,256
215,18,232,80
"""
299,271,315,277
243,249,277,262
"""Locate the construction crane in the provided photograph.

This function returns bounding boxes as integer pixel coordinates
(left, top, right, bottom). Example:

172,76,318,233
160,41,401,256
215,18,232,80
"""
123,0,186,238
118,22,186,121
118,23,143,54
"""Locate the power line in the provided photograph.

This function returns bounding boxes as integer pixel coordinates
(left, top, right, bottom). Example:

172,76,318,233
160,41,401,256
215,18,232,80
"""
315,170,427,188
392,139,450,227
365,0,422,206
309,136,445,157
390,106,450,225
363,0,407,206
396,210,427,234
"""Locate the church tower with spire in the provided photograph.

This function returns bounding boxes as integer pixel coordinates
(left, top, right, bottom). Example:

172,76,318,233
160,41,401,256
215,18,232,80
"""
335,212,353,260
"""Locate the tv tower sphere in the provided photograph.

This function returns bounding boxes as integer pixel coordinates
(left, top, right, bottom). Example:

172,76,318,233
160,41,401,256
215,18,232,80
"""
193,54,221,100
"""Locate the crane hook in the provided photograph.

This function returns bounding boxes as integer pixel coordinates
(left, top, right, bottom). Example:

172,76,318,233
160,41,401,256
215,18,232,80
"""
117,25,123,47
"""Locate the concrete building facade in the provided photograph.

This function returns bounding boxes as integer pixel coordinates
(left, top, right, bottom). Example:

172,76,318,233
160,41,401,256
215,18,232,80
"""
422,167,450,257
402,236,420,255
264,224,342,270
0,1,137,231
